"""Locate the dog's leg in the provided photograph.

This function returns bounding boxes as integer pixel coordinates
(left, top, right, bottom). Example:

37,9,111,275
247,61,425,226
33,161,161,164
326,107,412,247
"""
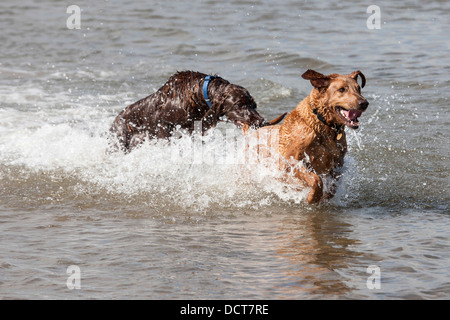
322,166,343,201
292,166,323,204
128,133,147,150
322,149,345,201
108,118,130,152
200,108,217,134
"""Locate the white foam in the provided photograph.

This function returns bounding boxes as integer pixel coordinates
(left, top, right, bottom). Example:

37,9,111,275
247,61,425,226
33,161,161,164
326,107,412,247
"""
0,105,311,210
0,122,107,170
0,86,51,105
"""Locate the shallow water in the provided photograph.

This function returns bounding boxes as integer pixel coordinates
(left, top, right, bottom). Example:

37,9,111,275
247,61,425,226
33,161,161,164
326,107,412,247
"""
0,0,449,299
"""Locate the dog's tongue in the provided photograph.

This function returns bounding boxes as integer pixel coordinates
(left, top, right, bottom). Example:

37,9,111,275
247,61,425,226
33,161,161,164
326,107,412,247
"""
342,109,362,120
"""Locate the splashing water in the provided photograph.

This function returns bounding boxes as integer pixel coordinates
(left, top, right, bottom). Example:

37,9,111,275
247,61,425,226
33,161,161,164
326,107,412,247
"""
0,108,315,212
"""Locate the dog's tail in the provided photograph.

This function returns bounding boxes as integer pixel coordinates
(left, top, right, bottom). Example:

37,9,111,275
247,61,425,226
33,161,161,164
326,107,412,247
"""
242,112,287,135
261,112,287,127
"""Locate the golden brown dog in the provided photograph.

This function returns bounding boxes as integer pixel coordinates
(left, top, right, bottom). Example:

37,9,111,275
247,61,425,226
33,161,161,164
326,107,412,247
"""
248,69,369,204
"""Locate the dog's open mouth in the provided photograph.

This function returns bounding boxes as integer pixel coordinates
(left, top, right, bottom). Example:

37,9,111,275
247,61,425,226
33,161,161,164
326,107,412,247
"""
233,119,261,129
336,106,362,129
233,120,245,128
219,116,246,129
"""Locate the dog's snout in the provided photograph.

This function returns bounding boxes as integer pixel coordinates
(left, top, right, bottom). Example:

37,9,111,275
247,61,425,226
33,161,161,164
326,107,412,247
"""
358,99,369,111
253,113,265,127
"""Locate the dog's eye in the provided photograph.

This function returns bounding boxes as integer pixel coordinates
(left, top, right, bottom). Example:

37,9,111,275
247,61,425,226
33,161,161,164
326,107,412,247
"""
338,87,346,93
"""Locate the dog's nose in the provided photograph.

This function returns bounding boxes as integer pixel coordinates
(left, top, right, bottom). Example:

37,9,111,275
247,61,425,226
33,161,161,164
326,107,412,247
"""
359,99,369,111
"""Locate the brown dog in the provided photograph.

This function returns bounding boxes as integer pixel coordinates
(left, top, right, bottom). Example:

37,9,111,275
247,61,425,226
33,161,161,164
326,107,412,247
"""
249,70,369,204
109,71,287,152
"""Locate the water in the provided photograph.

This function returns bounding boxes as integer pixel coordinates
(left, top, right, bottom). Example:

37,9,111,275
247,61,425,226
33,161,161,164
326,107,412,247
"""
0,0,449,299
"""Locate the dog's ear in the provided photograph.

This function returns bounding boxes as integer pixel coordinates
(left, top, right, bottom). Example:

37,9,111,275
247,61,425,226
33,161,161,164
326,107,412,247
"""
301,69,331,89
349,70,366,88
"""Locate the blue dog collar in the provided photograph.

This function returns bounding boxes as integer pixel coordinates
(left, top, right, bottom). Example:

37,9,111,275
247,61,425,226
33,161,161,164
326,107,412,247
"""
202,75,216,109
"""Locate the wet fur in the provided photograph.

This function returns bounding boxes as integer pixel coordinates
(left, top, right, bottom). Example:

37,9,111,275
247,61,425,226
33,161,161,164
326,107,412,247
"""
250,70,369,204
110,71,268,152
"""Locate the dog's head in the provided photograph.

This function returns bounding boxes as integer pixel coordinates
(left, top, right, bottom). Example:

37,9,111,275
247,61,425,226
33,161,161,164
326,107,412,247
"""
219,84,266,129
302,69,369,129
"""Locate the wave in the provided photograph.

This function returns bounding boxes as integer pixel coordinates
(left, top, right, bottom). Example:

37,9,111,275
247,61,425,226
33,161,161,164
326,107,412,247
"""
242,50,331,70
